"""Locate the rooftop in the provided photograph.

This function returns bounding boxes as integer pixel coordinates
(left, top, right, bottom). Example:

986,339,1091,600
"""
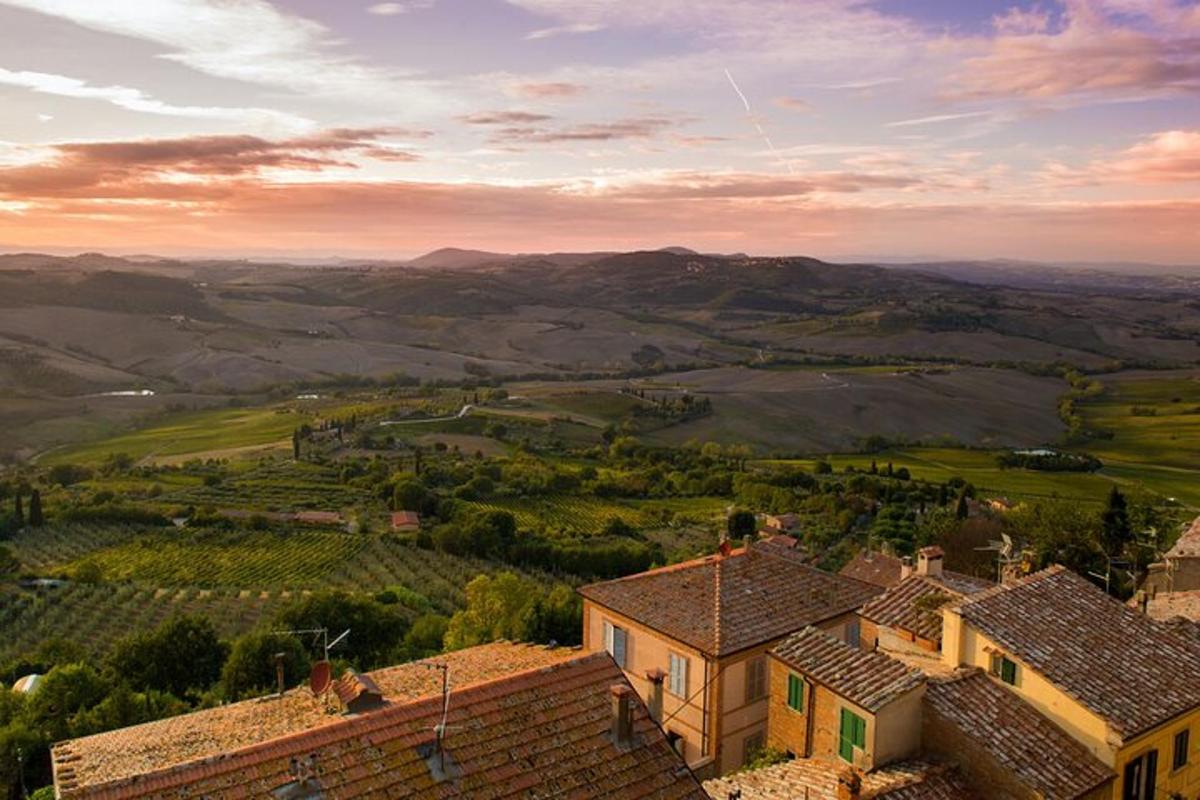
772,627,925,712
838,550,991,594
55,650,706,800
703,759,974,800
580,539,882,656
859,575,970,643
951,565,1200,739
924,669,1114,800
1165,516,1200,559
1140,588,1200,623
52,641,575,794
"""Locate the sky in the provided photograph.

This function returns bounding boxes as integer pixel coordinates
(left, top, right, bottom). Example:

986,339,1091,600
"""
0,0,1197,263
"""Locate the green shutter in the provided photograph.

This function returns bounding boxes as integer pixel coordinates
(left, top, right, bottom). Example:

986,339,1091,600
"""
787,674,804,712
853,713,867,747
1001,658,1017,685
838,708,854,762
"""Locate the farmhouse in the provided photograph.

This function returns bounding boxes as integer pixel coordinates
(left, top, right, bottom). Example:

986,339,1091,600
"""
50,642,706,799
578,536,882,776
391,509,421,532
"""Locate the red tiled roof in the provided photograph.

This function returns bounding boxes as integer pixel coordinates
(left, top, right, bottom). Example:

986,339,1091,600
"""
924,669,1114,800
580,539,882,656
951,565,1200,739
52,642,576,795
772,627,925,712
838,551,905,587
838,551,990,594
55,651,706,800
703,759,974,800
859,576,966,643
392,510,421,528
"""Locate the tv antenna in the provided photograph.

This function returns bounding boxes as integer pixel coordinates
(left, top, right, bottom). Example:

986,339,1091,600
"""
272,627,351,663
415,662,458,774
976,532,1018,583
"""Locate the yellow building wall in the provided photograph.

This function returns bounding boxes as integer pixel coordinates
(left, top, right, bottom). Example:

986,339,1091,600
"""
942,608,1115,763
1113,709,1200,800
943,607,1200,800
582,601,712,767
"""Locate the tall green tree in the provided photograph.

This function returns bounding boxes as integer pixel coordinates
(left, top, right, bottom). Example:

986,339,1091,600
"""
1100,486,1132,559
221,632,310,700
107,615,228,698
27,490,43,528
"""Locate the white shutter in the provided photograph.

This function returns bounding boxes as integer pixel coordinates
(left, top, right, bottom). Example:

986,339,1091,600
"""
613,626,627,667
669,653,687,696
603,620,614,655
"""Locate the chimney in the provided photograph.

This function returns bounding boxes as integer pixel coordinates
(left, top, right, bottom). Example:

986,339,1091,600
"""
900,555,914,580
917,546,944,578
1136,590,1149,614
644,669,665,723
610,684,635,746
274,651,287,697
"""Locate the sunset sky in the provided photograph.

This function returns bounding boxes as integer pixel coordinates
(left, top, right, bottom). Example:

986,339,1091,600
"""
0,0,1198,262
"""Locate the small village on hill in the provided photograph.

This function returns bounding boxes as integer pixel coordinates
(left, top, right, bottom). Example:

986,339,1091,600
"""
28,515,1200,799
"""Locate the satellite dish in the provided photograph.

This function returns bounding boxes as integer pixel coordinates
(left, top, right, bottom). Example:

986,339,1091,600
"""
310,660,332,696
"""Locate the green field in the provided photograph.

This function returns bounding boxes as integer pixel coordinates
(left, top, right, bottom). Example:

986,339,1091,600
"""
467,494,728,535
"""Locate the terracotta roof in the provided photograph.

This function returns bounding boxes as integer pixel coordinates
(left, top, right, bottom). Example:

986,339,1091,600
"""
392,510,421,528
1166,516,1200,559
924,670,1114,800
52,642,575,794
772,627,925,712
839,551,905,587
580,540,882,656
859,576,966,642
703,759,974,800
839,551,991,594
56,651,705,800
951,565,1200,739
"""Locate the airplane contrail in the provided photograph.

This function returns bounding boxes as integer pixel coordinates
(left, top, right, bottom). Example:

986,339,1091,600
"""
724,68,794,175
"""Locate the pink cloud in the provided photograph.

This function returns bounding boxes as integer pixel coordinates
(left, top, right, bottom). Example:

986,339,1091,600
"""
948,0,1200,100
514,82,588,98
1042,129,1200,186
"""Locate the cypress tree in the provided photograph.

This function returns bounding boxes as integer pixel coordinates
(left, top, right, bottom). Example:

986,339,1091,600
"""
13,493,24,527
28,489,43,527
954,491,969,520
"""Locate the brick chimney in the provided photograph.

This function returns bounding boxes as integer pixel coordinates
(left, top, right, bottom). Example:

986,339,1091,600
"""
900,555,914,580
917,546,944,578
610,684,635,746
644,669,665,723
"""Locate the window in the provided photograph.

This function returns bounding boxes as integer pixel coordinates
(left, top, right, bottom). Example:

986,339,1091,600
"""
603,621,627,668
845,619,860,648
838,707,867,764
990,653,1018,685
745,656,767,702
742,731,765,765
668,652,688,697
786,673,805,713
1174,729,1189,771
1123,749,1158,800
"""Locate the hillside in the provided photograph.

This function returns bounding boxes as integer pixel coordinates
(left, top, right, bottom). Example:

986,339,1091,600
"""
2,249,1197,460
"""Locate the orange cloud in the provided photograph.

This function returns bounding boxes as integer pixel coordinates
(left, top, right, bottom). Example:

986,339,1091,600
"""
1042,129,1200,186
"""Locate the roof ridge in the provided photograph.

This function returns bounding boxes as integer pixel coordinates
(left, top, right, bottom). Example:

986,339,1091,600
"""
713,553,724,652
60,650,611,799
578,547,746,591
948,564,1065,610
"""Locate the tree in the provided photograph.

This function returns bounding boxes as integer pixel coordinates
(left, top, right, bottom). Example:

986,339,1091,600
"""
1100,486,1132,560
520,585,582,646
444,573,534,650
27,490,43,528
0,546,19,580
392,480,427,512
221,632,311,700
402,614,450,659
25,663,110,742
12,493,23,528
727,509,757,539
274,592,408,669
954,491,970,520
108,615,228,697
